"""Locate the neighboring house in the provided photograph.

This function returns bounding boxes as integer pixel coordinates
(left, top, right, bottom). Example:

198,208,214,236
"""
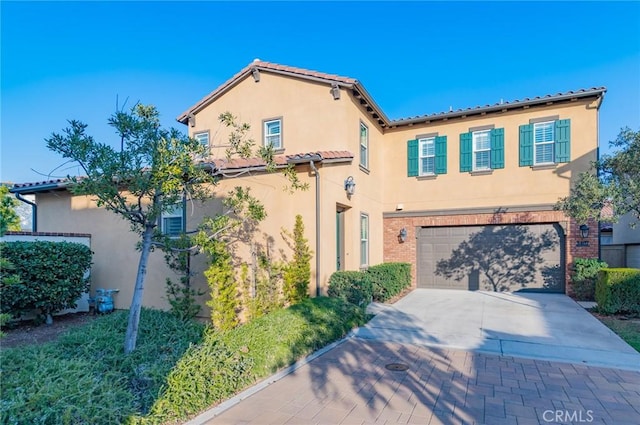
11,60,606,311
601,208,640,268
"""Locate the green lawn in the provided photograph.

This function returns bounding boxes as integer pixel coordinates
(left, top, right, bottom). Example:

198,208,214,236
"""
1,297,366,425
597,315,640,352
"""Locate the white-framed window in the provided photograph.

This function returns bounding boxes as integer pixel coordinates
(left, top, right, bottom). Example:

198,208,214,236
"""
161,203,184,237
534,121,555,164
419,137,435,175
472,130,491,171
360,213,369,267
360,122,368,169
194,131,209,148
264,118,282,149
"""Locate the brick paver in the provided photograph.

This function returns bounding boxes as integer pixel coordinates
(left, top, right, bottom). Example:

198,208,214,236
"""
202,339,640,425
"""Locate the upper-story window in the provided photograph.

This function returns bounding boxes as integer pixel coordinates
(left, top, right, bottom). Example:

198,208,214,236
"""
263,118,282,150
534,121,555,164
459,127,504,173
419,137,435,175
359,122,369,169
407,135,447,177
519,118,570,167
194,131,209,148
472,130,491,171
161,203,184,237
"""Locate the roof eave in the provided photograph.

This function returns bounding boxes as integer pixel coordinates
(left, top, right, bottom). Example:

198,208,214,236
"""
388,88,607,128
177,65,359,124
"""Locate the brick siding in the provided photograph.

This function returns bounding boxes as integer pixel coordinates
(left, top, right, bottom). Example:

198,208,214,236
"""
383,211,599,297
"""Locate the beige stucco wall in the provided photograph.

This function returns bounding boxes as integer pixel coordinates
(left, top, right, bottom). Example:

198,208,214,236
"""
31,70,603,311
382,100,600,212
612,213,640,245
189,71,386,292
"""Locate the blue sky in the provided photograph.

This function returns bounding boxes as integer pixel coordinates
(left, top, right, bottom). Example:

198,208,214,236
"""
2,1,639,184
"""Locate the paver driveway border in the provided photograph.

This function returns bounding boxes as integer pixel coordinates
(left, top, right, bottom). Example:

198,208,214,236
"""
187,289,640,424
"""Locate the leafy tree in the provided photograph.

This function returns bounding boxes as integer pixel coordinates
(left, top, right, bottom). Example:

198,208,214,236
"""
46,104,215,353
283,215,312,304
556,127,640,226
0,185,21,235
204,240,239,331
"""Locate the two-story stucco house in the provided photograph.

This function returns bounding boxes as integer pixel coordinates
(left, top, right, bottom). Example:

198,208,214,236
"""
11,60,605,311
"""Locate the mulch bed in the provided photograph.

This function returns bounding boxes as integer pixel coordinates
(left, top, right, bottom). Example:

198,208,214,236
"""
1,312,97,350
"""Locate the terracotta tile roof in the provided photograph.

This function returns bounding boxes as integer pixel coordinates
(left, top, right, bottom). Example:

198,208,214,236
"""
211,150,353,172
11,178,71,190
10,151,354,192
177,60,359,123
389,87,607,126
177,60,606,131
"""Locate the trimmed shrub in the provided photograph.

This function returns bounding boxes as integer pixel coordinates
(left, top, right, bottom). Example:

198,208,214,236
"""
327,271,372,306
571,258,608,301
328,262,412,305
367,262,411,302
595,268,640,314
0,241,92,320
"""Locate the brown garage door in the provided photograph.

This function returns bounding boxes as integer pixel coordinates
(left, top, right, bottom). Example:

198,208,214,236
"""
417,224,565,292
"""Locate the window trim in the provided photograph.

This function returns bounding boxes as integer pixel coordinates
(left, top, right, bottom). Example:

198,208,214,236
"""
360,213,369,268
533,121,555,165
359,121,369,170
161,202,185,237
472,129,491,171
418,136,436,176
262,117,283,150
193,131,210,148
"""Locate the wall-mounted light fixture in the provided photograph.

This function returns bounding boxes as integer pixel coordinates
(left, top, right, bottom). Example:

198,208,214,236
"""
188,113,196,128
331,84,341,100
398,227,408,243
579,224,590,239
344,176,355,196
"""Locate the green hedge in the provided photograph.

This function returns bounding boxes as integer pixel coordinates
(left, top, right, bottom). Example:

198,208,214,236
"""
571,258,608,301
327,271,373,306
0,241,92,319
327,262,411,305
595,268,640,314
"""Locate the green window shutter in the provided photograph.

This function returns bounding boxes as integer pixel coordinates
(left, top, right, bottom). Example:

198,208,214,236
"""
407,139,419,177
490,128,504,169
459,133,472,172
519,124,533,166
555,119,571,163
435,136,447,175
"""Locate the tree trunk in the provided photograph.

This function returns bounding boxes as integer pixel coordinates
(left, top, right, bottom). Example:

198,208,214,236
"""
124,224,154,354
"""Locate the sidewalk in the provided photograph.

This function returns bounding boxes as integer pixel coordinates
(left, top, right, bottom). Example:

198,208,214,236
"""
193,338,640,425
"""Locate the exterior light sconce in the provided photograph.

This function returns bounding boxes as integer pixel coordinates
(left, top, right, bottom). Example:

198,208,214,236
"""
331,84,341,100
188,113,196,128
579,224,590,239
398,227,408,243
344,176,355,196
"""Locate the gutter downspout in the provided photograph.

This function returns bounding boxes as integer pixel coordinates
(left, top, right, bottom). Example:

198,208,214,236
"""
309,160,321,296
15,192,37,232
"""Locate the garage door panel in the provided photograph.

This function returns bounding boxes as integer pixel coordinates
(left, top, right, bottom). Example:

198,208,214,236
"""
418,224,564,292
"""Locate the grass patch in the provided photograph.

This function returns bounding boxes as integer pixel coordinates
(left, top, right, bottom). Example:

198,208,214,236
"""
139,296,366,424
597,315,640,352
1,297,367,425
1,309,205,425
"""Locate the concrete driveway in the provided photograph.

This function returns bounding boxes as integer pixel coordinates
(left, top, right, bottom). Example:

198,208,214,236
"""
356,289,640,371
